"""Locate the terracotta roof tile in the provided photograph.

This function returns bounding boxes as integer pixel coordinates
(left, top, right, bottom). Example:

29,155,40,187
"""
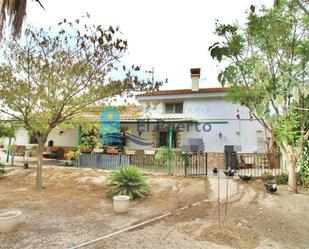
80,105,141,121
137,87,228,97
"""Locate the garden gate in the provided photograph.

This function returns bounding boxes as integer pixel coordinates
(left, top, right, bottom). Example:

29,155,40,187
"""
183,153,208,176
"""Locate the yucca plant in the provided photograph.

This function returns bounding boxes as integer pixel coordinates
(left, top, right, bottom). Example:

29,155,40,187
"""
106,166,150,199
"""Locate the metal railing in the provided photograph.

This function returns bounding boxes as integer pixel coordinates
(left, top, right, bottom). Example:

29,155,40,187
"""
236,153,284,176
76,151,208,176
75,151,283,177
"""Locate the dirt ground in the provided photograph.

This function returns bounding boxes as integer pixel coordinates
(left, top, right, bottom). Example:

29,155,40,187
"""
0,166,209,249
1,167,309,249
94,178,309,249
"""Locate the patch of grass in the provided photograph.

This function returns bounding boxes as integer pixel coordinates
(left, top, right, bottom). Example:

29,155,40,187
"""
106,166,150,200
275,173,288,185
260,172,275,183
261,172,289,185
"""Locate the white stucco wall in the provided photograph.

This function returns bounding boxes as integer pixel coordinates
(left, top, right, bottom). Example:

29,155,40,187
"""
14,128,78,147
139,96,251,120
178,120,265,153
46,129,78,147
14,128,30,145
137,95,267,153
12,95,267,153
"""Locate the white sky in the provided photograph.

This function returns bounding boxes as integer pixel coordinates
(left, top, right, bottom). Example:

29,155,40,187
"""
27,0,272,90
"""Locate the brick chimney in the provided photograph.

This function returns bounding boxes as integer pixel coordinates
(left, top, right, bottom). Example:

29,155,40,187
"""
190,68,200,91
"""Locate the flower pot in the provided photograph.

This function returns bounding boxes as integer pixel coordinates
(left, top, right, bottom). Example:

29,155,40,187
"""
107,148,118,154
125,149,136,155
113,195,130,213
144,149,156,155
93,148,104,153
0,210,22,233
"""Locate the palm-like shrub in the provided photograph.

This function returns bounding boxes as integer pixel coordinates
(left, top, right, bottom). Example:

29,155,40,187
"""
106,166,150,199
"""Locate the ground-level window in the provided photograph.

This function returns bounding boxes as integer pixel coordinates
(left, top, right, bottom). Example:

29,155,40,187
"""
157,131,177,148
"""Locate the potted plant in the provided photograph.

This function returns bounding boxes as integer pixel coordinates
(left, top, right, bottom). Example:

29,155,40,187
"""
107,148,118,154
80,125,99,153
107,166,150,213
65,149,81,166
124,149,136,156
93,143,104,153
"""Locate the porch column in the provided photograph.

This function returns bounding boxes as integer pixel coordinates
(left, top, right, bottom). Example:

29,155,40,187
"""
168,123,173,149
167,123,173,175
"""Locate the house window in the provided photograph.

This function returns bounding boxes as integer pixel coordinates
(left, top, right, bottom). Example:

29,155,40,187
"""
29,134,38,144
256,130,265,153
165,103,183,114
157,131,177,148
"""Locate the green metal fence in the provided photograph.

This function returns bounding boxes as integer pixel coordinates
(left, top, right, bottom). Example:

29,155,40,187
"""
76,151,208,176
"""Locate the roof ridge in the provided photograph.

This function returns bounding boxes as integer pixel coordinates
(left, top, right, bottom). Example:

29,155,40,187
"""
137,87,229,97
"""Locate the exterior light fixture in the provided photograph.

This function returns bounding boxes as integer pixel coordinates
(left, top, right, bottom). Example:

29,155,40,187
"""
218,132,222,139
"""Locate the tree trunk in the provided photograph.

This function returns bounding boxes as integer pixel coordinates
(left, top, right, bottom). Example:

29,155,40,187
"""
281,145,298,193
287,159,298,193
36,137,47,190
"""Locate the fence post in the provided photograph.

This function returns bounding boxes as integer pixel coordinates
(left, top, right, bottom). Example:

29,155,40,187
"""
75,154,81,167
167,123,173,175
6,137,11,163
184,153,189,176
205,152,208,175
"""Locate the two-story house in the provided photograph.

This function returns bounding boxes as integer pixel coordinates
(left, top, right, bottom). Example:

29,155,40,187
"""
123,68,268,153
11,68,268,155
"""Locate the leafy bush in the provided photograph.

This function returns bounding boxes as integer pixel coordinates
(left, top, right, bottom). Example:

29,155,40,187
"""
106,166,150,199
65,148,82,161
29,145,38,157
297,142,309,187
260,172,275,182
275,173,288,185
155,146,174,174
80,125,99,149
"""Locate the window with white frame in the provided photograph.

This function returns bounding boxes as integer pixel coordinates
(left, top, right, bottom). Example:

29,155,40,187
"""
165,103,183,114
256,130,265,153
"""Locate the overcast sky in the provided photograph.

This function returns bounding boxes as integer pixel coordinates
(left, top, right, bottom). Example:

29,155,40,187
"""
27,0,272,90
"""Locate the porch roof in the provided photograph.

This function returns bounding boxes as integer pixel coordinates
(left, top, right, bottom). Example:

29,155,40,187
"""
119,117,198,124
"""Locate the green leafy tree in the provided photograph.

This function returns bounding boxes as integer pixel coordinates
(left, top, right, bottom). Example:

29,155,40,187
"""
0,121,18,138
209,0,309,192
0,17,161,190
297,142,309,186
